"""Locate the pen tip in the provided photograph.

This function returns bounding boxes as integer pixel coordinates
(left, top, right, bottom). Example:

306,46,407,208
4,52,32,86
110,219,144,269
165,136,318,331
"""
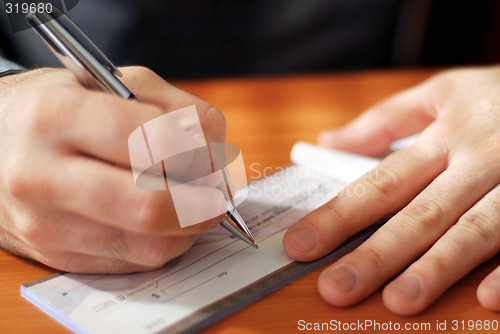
252,243,259,249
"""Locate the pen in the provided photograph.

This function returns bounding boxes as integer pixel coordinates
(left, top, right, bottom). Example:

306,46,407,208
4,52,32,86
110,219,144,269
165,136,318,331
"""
27,10,258,249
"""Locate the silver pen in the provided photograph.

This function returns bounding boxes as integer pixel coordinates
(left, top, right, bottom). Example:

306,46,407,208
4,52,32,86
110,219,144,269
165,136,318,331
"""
27,10,257,249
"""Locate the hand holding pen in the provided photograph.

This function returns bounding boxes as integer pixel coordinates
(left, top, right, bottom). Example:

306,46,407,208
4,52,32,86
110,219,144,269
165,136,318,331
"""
0,16,244,274
27,10,256,248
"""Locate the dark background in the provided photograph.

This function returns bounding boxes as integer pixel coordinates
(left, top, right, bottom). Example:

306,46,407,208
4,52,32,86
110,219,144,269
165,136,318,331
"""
1,0,500,80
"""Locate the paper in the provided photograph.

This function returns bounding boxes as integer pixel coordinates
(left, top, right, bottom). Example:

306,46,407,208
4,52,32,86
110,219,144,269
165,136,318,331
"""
22,142,384,334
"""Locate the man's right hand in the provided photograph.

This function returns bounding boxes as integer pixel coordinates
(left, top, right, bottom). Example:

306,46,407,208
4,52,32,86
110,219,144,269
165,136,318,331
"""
0,66,227,273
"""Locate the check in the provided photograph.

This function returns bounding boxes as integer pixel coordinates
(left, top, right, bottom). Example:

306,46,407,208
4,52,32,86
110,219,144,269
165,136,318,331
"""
22,142,383,334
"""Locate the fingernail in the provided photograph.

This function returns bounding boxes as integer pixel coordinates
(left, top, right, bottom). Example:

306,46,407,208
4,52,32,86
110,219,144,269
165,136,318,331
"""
324,265,357,292
389,274,422,301
286,227,317,253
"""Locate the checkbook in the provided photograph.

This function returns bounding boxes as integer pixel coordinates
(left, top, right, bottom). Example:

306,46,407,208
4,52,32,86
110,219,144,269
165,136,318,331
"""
22,142,387,334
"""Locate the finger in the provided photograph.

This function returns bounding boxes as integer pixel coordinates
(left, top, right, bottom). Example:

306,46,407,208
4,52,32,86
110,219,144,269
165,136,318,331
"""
68,92,206,168
25,210,200,270
318,83,435,156
478,266,500,312
119,66,203,112
283,132,447,262
9,154,225,235
120,66,226,144
316,155,500,308
16,69,215,169
39,250,163,274
384,184,500,314
13,81,165,167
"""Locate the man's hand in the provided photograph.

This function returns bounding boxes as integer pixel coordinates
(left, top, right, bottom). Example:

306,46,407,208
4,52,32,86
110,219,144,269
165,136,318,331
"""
0,66,226,273
283,67,500,314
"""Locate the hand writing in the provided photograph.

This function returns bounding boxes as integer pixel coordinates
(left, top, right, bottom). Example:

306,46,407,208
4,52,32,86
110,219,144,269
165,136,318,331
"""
0,67,226,273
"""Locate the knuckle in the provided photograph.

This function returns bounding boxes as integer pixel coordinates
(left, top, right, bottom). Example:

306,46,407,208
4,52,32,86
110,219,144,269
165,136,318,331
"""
399,199,444,232
356,245,386,269
5,165,30,200
358,166,399,198
12,87,56,135
317,199,351,237
5,164,57,202
405,142,446,167
420,254,448,273
456,211,499,254
321,199,345,222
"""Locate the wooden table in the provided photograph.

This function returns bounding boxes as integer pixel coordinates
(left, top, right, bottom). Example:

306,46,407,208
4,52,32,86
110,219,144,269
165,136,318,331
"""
2,70,499,333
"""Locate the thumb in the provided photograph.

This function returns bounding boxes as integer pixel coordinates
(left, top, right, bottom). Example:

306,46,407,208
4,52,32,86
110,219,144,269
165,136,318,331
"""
318,83,436,156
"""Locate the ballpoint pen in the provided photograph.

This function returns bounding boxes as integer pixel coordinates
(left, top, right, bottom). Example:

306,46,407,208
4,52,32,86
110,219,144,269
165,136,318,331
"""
27,9,258,249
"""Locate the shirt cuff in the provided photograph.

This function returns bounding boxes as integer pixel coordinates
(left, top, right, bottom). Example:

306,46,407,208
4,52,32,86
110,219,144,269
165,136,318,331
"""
0,58,26,77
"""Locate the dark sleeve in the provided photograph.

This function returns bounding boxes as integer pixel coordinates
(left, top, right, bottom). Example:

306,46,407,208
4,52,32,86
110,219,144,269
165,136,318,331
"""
0,56,26,77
